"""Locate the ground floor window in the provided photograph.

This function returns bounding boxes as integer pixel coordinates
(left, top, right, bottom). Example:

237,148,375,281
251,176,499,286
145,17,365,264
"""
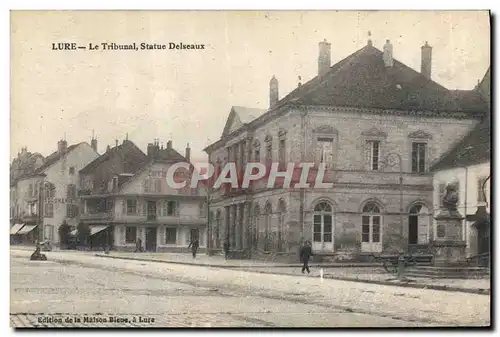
125,226,137,243
312,201,334,252
361,202,382,253
165,227,177,244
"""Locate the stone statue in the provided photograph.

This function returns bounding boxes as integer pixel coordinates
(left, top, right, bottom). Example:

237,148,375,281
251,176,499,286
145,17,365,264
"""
442,183,459,212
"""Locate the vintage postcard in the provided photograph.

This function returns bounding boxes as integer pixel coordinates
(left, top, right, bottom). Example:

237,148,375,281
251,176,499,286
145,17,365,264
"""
9,10,490,328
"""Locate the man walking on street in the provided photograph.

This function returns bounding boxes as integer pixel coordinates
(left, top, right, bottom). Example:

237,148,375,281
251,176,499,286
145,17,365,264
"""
223,239,230,260
300,241,314,274
188,238,200,259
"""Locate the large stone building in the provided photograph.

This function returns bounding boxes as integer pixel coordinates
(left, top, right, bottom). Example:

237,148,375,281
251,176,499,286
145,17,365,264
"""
10,138,100,244
204,38,487,261
10,147,44,183
79,139,207,251
10,147,45,241
430,67,490,261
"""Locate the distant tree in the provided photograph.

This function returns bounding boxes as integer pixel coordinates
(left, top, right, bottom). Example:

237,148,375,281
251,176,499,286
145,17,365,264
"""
58,220,71,249
77,221,91,249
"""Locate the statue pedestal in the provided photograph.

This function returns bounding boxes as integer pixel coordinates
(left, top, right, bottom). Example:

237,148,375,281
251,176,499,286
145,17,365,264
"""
431,210,466,266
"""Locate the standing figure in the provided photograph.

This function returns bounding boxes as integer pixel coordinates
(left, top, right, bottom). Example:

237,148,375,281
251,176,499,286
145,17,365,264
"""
188,238,200,259
223,239,230,260
300,241,314,274
135,238,143,253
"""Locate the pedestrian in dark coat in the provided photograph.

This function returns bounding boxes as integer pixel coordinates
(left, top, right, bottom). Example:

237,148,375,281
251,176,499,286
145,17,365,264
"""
135,238,143,253
188,239,200,258
223,240,230,260
300,241,313,274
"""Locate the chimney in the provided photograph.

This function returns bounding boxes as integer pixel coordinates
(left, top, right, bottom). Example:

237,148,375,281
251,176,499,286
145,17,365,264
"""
383,39,393,67
318,39,331,76
185,143,191,162
147,142,155,158
269,75,279,108
115,139,119,147
167,140,172,150
57,139,68,154
91,138,98,153
421,41,432,80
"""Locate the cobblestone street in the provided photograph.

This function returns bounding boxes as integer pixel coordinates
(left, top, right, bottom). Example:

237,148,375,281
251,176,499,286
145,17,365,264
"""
10,249,490,328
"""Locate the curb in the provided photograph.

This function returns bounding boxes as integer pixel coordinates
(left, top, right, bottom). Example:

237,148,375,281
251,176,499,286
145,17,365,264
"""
94,254,490,295
93,254,380,269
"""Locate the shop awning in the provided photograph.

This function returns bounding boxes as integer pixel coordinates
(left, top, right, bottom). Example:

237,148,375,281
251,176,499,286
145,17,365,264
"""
10,223,25,235
90,225,109,236
17,224,37,235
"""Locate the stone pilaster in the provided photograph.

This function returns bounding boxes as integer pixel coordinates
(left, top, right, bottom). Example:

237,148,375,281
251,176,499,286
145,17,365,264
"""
235,204,241,250
224,206,230,241
242,202,249,250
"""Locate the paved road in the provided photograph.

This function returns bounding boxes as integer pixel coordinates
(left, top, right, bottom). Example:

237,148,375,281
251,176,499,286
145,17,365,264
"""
10,250,490,328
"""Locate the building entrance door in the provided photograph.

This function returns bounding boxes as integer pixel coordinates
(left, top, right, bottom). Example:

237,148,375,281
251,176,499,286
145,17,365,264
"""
408,215,418,245
190,228,199,243
312,202,334,252
145,227,157,252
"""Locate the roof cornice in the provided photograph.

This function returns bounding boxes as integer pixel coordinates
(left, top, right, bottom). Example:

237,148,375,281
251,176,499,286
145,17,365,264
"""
204,103,482,153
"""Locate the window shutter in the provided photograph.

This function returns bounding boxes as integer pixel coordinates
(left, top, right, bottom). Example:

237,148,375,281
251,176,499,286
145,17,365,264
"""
122,200,126,214
418,143,426,172
175,201,180,216
411,143,418,172
142,201,147,216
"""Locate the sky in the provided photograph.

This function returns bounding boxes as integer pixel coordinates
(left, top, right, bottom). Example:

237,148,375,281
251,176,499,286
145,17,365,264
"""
10,10,490,163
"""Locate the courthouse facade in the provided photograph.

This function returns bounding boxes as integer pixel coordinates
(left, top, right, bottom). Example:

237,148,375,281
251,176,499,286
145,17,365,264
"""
204,38,487,260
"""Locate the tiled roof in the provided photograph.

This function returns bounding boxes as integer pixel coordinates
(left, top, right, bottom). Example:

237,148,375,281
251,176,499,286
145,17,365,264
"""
275,44,487,114
430,66,491,171
34,143,82,174
430,118,491,171
232,106,267,124
221,106,267,137
152,147,187,162
79,140,148,174
478,67,491,100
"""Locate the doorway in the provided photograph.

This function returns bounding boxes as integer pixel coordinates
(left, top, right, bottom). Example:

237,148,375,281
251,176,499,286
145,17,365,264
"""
312,201,334,252
145,227,157,252
190,228,199,243
408,215,418,245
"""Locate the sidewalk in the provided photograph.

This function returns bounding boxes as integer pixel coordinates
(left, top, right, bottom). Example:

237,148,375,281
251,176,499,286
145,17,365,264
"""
94,251,490,295
94,251,379,268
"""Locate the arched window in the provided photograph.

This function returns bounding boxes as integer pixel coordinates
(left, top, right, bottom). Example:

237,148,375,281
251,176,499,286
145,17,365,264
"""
277,199,286,252
252,204,260,249
264,202,272,251
408,203,430,245
361,202,382,253
312,201,334,252
215,209,221,248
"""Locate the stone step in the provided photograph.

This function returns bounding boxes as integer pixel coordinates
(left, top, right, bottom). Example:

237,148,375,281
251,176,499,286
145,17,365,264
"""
405,272,489,279
405,266,490,279
410,266,489,272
